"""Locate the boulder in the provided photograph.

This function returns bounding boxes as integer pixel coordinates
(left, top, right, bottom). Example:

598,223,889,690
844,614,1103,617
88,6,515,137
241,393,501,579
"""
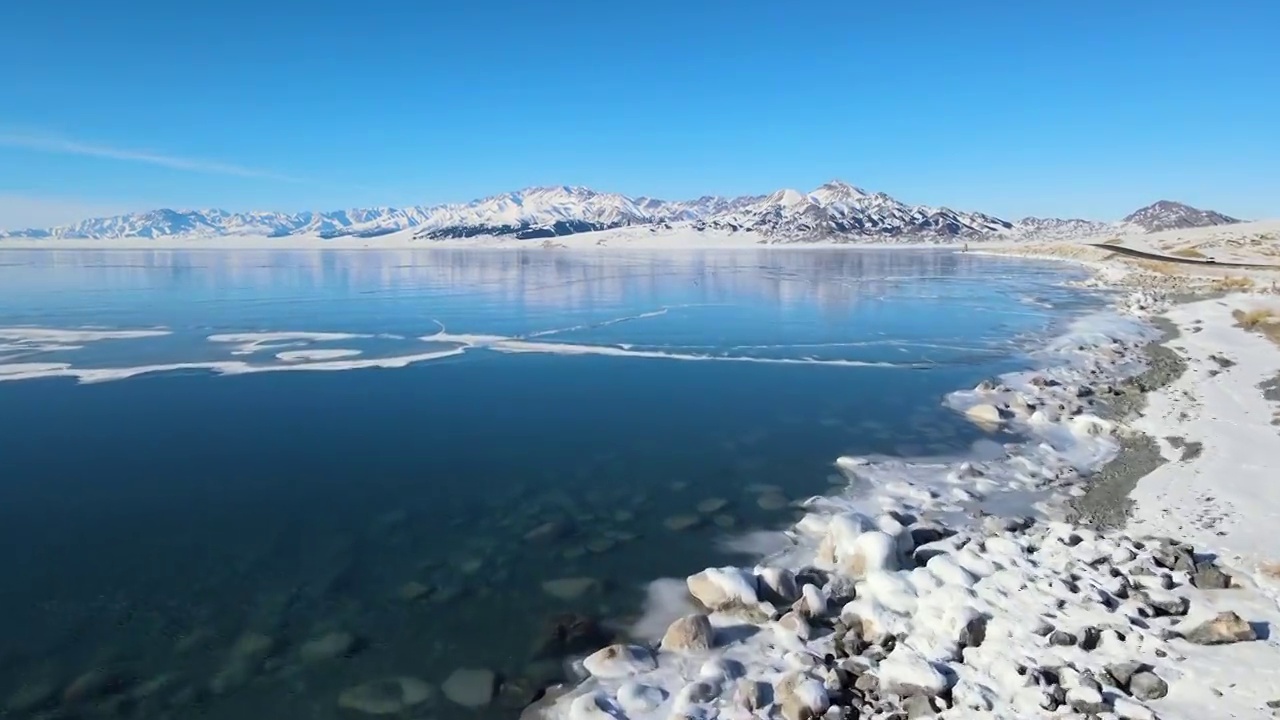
1181,611,1257,645
582,645,657,679
1128,671,1168,701
964,404,1004,425
660,614,714,652
686,567,759,611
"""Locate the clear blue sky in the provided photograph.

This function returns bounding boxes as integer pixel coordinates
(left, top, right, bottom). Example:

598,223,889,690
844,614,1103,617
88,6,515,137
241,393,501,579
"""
1,0,1277,227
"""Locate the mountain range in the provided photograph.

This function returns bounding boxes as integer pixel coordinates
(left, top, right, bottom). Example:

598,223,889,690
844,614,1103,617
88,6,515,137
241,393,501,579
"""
0,182,1243,243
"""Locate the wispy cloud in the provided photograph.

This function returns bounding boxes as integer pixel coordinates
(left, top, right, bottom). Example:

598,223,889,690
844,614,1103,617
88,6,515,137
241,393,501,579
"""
0,130,303,182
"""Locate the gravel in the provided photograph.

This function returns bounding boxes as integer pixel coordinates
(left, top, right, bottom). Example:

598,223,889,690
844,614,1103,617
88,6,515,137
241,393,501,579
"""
1068,316,1189,530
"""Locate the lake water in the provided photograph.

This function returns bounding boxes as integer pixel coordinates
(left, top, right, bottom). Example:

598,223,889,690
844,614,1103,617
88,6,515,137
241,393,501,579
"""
0,248,1105,719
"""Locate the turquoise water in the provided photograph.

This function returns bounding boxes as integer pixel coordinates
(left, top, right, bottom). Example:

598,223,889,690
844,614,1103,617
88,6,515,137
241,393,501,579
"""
0,248,1103,719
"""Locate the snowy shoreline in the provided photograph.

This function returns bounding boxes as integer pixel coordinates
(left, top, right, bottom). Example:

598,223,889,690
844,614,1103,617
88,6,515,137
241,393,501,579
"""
520,261,1280,719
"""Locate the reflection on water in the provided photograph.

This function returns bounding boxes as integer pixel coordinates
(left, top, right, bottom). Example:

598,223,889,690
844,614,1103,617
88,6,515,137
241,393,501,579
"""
0,249,1099,720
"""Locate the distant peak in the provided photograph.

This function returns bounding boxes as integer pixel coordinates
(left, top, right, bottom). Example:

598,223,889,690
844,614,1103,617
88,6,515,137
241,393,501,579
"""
1122,199,1241,233
765,188,813,207
813,179,868,197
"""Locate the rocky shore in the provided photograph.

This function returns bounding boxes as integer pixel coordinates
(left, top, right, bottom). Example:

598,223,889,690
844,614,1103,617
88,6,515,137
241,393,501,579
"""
521,282,1280,720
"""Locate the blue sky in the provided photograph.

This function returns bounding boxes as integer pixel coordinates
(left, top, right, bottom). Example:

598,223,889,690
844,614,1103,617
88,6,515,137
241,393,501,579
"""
1,1,1277,228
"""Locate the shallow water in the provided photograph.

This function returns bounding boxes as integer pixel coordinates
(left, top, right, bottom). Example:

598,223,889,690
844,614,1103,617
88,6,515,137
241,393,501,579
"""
0,248,1106,719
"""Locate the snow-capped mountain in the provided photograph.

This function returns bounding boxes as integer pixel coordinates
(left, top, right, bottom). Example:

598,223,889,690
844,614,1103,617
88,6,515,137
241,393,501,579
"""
696,181,1012,241
0,182,1246,244
1012,216,1113,241
410,186,654,240
1121,201,1241,234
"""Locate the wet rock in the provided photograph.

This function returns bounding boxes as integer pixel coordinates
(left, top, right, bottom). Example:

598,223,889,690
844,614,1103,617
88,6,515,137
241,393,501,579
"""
585,538,616,554
442,668,497,708
1128,671,1168,701
338,677,434,715
540,577,600,601
533,614,613,660
1181,611,1257,645
661,613,714,652
299,631,359,663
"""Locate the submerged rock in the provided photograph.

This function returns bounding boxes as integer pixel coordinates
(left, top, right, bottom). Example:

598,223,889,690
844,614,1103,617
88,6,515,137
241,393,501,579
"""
442,668,497,708
338,677,434,715
5,680,57,714
63,670,131,706
532,613,613,660
757,493,790,511
398,581,433,602
664,515,702,531
299,631,359,663
540,577,600,601
697,498,729,514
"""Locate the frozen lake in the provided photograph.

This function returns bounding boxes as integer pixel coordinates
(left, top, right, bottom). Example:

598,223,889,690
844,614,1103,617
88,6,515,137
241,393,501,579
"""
0,248,1107,720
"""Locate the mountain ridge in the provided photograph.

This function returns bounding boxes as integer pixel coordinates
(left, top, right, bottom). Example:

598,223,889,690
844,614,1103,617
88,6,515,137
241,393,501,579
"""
0,183,1244,243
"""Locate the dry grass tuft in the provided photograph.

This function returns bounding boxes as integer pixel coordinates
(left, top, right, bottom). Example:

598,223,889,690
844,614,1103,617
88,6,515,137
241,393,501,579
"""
1234,307,1280,347
1172,246,1208,259
1261,561,1280,580
1214,276,1256,291
1234,308,1274,329
1131,259,1182,275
